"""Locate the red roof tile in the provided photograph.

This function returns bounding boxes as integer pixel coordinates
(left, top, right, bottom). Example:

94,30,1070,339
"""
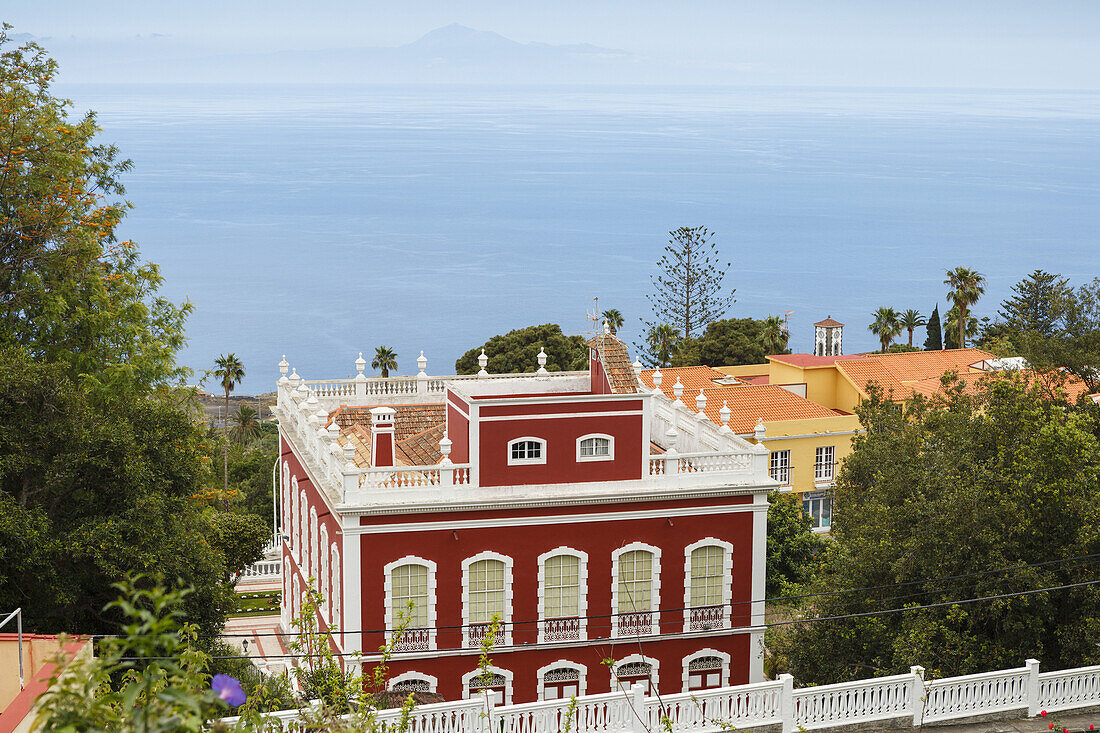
587,333,639,394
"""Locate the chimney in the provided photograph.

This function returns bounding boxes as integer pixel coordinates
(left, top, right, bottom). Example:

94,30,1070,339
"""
370,407,397,467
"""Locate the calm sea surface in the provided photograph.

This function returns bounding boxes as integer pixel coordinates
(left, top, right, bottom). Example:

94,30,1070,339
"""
57,84,1100,393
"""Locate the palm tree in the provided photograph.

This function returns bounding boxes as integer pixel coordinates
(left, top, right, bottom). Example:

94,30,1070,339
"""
213,353,245,493
372,346,398,378
868,307,901,352
646,323,680,368
602,309,624,334
898,309,927,348
944,267,986,349
760,315,789,354
230,405,261,446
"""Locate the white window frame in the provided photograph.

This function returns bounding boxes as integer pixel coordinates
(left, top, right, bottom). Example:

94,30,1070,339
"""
298,492,308,566
383,556,437,650
507,437,547,466
319,525,330,619
281,462,290,534
537,547,589,643
611,653,660,694
290,476,300,553
682,539,733,632
610,543,661,637
769,449,791,486
309,508,319,582
681,649,731,693
537,660,588,701
281,558,291,626
814,445,836,483
390,671,438,693
803,490,833,533
461,666,514,706
330,545,341,626
576,433,614,462
461,551,514,646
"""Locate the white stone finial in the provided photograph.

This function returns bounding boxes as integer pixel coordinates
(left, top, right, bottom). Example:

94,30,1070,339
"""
278,355,289,379
304,390,319,412
439,435,453,465
603,319,611,335
719,400,731,425
477,349,489,378
754,417,766,443
652,369,663,389
355,352,366,376
536,347,548,375
664,425,679,453
632,359,643,378
288,367,300,387
417,350,427,375
327,418,340,439
293,377,308,402
343,441,356,463
673,378,684,402
695,391,707,416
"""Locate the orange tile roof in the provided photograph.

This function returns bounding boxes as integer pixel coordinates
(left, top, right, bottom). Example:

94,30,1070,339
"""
814,317,845,327
694,384,841,434
397,424,445,465
906,370,1092,402
769,354,870,368
836,348,996,398
639,366,729,397
587,333,639,394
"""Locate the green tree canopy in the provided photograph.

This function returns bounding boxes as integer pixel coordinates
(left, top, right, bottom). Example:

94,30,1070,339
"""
773,377,1100,684
1021,277,1100,393
924,304,942,350
766,492,827,598
672,317,791,367
945,266,986,349
371,345,398,377
999,270,1071,337
645,226,735,339
0,349,258,636
868,307,901,352
455,323,589,375
0,29,190,400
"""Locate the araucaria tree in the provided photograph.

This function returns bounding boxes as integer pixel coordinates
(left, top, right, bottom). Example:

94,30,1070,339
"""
213,353,245,493
868,307,901,352
945,267,986,349
645,226,736,340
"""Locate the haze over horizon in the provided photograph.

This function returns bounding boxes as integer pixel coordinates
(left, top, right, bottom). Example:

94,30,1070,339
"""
8,1,1100,88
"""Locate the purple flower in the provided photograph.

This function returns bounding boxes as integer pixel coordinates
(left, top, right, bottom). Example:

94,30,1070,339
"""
212,674,246,707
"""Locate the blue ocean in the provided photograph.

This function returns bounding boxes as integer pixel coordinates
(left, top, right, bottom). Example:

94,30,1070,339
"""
57,84,1100,393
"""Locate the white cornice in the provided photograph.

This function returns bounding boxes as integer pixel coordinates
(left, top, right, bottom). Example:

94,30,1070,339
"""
342,502,767,535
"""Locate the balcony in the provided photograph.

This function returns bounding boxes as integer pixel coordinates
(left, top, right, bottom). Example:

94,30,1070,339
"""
616,611,653,637
542,617,581,642
468,623,493,648
688,605,725,631
392,627,430,652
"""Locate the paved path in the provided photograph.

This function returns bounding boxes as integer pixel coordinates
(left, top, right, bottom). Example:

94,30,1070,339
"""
222,614,292,676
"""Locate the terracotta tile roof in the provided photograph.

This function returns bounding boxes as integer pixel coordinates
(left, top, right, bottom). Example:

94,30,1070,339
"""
737,374,770,385
835,360,908,396
769,353,870,368
396,423,445,465
639,366,728,397
329,404,445,441
587,333,639,394
837,348,996,398
906,370,1092,402
814,317,845,327
696,385,842,434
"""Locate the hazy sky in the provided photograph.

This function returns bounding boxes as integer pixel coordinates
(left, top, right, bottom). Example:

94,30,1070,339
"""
8,0,1100,87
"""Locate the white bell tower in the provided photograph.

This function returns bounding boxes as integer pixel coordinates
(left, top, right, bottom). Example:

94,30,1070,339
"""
814,317,844,356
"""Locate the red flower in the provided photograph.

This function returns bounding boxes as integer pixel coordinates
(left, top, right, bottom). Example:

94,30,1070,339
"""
1042,711,1049,717
1048,724,1054,729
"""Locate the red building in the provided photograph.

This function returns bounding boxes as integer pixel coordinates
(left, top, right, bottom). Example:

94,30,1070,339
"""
275,331,775,704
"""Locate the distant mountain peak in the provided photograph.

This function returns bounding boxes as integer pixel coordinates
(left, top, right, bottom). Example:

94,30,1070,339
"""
406,24,523,52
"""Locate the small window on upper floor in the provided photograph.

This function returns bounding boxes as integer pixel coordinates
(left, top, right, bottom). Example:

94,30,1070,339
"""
577,434,614,462
508,438,546,465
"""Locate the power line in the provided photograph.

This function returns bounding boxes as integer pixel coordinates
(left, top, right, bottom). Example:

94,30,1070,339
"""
115,577,1100,661
92,551,1100,641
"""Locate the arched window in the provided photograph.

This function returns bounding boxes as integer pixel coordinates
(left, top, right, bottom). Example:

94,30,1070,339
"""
682,649,730,692
330,545,341,626
391,672,438,693
577,434,614,462
291,575,300,626
612,655,659,695
319,525,330,615
281,462,290,534
385,557,436,651
282,558,291,623
463,667,513,706
683,539,733,632
290,476,300,549
309,508,319,581
612,543,660,637
299,493,308,565
507,437,546,465
538,548,588,642
537,662,587,700
462,552,513,646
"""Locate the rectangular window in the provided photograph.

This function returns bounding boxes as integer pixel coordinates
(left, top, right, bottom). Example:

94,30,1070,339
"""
544,555,580,618
468,559,506,623
803,491,833,532
814,446,835,482
391,564,429,628
617,551,653,613
689,546,724,607
770,450,791,485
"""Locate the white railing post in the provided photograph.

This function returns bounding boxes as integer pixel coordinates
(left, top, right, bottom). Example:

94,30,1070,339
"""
910,665,925,726
630,682,647,733
779,673,795,733
1026,658,1041,716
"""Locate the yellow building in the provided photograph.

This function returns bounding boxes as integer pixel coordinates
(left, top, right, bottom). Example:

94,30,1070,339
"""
639,366,859,532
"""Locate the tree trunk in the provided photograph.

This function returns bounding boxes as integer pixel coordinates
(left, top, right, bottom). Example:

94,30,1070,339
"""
959,306,967,349
223,389,230,508
908,329,914,347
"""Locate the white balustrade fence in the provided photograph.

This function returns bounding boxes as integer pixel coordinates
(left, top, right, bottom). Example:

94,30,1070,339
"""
227,658,1100,733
